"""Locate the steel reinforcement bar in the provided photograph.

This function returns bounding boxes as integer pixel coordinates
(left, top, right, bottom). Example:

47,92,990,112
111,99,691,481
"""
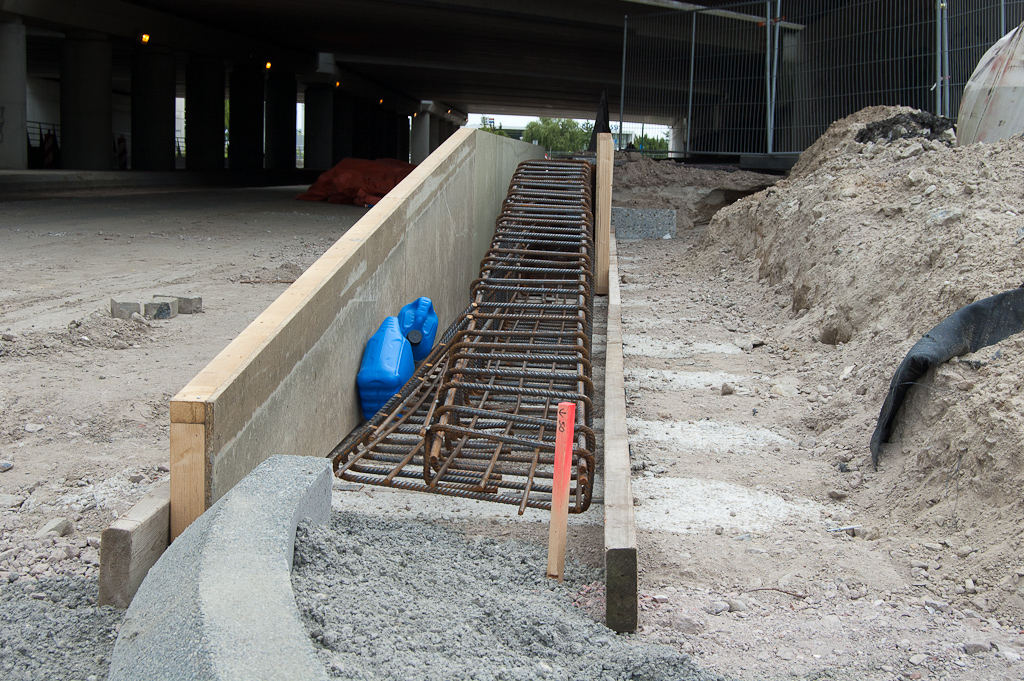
331,159,596,513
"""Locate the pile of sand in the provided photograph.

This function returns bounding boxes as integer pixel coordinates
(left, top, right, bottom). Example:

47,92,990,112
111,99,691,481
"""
613,156,777,229
699,106,1024,618
1,311,152,358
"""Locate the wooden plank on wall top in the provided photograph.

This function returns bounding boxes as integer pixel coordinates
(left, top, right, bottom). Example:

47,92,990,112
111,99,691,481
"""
595,132,613,296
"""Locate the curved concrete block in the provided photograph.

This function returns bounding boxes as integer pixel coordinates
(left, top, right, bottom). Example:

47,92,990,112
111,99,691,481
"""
108,455,331,681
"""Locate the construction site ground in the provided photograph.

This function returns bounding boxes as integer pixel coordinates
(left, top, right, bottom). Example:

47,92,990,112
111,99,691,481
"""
3,106,1024,680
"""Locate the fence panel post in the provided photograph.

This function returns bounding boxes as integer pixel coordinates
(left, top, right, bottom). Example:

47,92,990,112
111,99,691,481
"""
619,16,627,150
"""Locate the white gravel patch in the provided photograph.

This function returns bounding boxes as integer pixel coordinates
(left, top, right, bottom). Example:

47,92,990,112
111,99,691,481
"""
622,336,742,357
624,368,748,391
627,417,791,453
633,476,825,534
56,470,167,518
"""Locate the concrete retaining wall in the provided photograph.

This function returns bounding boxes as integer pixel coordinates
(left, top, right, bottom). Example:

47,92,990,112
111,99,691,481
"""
169,129,544,537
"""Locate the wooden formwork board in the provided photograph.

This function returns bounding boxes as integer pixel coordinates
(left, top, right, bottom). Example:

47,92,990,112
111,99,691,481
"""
98,483,170,608
603,231,638,632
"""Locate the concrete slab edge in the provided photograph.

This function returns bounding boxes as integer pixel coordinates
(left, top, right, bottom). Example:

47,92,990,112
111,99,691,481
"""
0,169,323,197
108,455,332,681
603,232,639,633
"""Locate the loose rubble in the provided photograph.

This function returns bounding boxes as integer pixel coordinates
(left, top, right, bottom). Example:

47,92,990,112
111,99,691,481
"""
0,576,122,681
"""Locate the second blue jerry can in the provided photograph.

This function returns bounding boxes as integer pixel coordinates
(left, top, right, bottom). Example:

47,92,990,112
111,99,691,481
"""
397,297,438,362
356,316,415,420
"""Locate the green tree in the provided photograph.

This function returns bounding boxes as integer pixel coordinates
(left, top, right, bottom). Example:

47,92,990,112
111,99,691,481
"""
634,133,668,158
522,118,593,152
479,116,509,137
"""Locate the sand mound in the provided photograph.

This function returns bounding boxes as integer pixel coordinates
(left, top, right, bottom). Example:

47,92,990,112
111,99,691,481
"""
613,156,777,229
699,107,1024,619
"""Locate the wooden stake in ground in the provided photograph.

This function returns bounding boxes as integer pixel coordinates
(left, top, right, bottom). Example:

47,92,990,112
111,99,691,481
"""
547,401,576,581
595,132,613,295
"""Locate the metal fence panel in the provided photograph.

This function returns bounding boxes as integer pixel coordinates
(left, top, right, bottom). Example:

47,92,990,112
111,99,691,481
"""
947,1,1024,121
621,0,1024,158
688,3,773,154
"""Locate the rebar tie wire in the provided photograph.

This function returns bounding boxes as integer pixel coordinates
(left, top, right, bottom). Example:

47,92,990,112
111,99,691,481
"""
331,159,597,514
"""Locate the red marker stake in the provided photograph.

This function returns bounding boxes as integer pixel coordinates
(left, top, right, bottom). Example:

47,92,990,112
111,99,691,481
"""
547,401,576,581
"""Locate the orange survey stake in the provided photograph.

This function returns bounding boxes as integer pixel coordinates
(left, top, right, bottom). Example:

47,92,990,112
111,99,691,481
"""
546,401,576,581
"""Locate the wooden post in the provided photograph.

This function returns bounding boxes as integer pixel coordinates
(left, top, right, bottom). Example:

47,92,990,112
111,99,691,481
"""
170,400,207,539
595,132,613,295
546,401,576,581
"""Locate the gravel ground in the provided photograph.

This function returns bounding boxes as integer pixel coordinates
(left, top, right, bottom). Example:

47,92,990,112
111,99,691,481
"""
0,576,123,681
292,511,723,681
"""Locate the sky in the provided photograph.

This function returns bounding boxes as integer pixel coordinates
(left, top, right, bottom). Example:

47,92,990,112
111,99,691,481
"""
467,114,593,130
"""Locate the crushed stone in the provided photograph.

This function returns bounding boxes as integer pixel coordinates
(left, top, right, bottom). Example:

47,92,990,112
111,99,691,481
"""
291,512,725,681
0,576,122,681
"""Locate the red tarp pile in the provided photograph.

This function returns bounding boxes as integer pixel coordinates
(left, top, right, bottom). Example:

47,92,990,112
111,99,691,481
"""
297,158,416,207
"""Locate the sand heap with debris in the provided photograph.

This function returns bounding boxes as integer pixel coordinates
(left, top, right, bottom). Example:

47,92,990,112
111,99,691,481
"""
613,154,776,229
699,106,1024,619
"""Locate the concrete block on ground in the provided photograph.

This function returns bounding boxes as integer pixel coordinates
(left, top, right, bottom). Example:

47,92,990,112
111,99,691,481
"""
35,517,73,538
110,299,141,320
144,299,177,320
108,455,332,681
154,294,202,314
611,207,676,240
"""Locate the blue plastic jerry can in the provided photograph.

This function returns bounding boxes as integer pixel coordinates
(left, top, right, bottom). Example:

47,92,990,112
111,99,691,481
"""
356,317,415,420
397,297,439,362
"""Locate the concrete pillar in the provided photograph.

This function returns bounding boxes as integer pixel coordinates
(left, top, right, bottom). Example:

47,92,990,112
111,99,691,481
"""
185,55,226,171
428,114,440,153
0,20,28,170
264,70,295,170
669,117,687,157
331,88,353,163
351,96,382,159
396,114,410,163
228,63,264,170
131,46,176,171
411,112,429,164
303,83,333,169
382,108,398,159
61,32,113,170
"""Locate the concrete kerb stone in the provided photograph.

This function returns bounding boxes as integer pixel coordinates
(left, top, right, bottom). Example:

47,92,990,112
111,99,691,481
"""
108,455,332,681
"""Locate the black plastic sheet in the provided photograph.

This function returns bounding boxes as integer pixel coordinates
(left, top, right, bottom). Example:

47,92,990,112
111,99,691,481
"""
870,285,1024,466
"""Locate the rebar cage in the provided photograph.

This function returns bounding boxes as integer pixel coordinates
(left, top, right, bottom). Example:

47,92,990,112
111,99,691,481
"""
331,159,597,514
